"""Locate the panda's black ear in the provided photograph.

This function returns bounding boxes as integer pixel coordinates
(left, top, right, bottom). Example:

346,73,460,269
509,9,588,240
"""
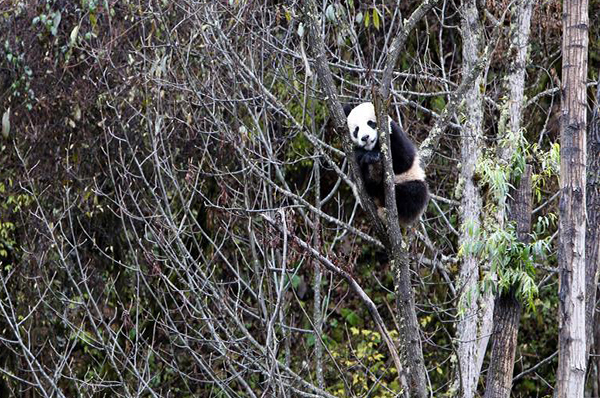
343,104,354,117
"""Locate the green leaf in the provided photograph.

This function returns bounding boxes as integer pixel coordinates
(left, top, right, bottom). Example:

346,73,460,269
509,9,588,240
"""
431,96,446,113
51,11,61,36
372,8,380,30
364,11,370,28
290,274,300,289
89,13,97,30
340,308,361,326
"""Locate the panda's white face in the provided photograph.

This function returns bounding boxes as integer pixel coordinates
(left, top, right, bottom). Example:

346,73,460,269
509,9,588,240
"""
347,102,382,151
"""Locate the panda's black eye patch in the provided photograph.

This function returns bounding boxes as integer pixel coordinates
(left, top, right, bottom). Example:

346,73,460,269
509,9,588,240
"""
367,120,377,129
353,126,359,138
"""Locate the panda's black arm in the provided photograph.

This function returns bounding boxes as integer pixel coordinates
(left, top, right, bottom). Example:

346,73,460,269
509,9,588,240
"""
355,148,383,186
355,147,381,165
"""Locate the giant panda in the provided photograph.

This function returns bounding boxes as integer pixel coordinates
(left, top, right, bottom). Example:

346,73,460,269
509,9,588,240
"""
344,102,428,226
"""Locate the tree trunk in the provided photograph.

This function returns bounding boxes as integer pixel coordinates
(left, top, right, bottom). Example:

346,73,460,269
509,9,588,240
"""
585,78,600,360
587,78,600,394
595,309,600,396
483,167,533,398
483,1,534,396
455,1,492,396
484,291,522,398
313,147,325,389
302,2,429,394
555,0,589,396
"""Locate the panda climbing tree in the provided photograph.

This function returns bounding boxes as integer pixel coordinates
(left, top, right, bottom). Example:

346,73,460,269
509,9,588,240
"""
344,102,429,226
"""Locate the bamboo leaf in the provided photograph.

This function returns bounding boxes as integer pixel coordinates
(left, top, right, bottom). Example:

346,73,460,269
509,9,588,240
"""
373,8,380,30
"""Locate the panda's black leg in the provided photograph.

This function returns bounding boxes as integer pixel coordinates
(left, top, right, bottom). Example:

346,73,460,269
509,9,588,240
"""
394,181,429,225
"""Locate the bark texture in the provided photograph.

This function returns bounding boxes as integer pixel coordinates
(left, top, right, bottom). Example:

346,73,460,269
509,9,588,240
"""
483,292,522,398
483,167,532,398
313,155,324,389
489,1,534,237
555,0,589,396
585,81,600,360
595,313,600,398
505,0,533,141
455,1,491,396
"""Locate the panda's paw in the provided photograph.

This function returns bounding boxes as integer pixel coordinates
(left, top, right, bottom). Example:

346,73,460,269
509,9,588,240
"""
362,150,381,165
365,161,383,184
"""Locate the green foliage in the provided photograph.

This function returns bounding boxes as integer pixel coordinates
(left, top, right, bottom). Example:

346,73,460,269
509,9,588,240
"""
477,156,511,203
534,212,558,235
431,96,446,113
328,327,402,397
3,40,35,109
32,8,62,37
457,218,483,258
0,220,15,263
340,308,362,327
477,126,529,203
532,142,560,203
459,220,547,310
372,8,381,30
467,125,555,309
485,223,549,308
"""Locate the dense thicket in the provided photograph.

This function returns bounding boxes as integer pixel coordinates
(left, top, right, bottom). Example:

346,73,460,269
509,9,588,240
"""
0,0,598,397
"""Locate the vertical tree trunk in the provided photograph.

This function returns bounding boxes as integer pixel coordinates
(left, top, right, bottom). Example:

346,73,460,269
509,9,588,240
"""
313,146,325,389
391,253,427,397
483,292,522,397
585,79,600,360
587,79,600,394
483,167,533,398
372,5,441,397
303,2,427,394
555,0,588,396
595,311,600,395
483,2,534,396
455,1,491,396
